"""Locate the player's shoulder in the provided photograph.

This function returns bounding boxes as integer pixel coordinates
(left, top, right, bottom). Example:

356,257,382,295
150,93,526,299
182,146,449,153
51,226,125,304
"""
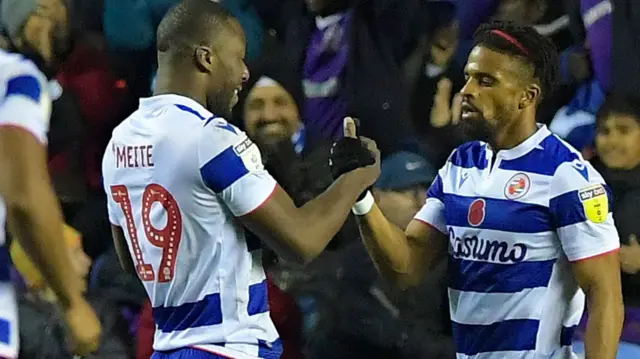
0,50,48,100
447,141,487,169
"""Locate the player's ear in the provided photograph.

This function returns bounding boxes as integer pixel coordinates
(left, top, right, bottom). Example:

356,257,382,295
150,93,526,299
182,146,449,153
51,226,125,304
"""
519,84,541,109
194,46,215,73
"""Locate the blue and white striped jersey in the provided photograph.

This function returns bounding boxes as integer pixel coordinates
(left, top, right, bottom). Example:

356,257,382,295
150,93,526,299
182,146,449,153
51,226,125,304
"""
102,94,281,359
0,49,51,359
415,125,619,359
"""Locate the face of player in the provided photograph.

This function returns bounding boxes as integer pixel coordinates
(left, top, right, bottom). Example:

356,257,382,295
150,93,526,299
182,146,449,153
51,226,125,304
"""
374,186,427,231
596,114,640,170
14,0,71,73
243,83,302,147
205,20,249,119
459,46,533,143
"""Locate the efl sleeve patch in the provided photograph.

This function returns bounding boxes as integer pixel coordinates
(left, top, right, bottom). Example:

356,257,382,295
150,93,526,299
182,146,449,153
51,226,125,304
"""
578,184,608,223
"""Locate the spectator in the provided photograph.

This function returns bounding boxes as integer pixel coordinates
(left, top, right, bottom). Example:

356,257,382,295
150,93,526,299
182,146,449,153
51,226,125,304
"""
252,0,436,156
10,224,134,358
373,151,436,230
593,95,640,308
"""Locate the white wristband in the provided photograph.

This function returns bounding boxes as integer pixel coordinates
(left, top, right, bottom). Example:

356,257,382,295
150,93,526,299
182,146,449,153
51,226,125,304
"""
352,191,374,215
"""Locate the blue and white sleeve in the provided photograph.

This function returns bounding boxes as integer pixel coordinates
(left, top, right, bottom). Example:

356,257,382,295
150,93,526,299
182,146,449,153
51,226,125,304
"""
197,119,277,216
549,160,620,262
0,58,50,144
413,151,452,234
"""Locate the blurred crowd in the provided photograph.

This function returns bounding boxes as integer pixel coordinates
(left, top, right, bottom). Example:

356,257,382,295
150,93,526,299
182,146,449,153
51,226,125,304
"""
1,0,640,358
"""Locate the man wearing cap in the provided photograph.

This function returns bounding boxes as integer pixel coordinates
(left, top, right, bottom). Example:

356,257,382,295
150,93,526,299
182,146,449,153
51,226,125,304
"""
373,151,436,231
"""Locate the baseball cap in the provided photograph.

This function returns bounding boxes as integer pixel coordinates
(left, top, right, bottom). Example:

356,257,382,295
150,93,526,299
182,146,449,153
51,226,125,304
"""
375,151,437,191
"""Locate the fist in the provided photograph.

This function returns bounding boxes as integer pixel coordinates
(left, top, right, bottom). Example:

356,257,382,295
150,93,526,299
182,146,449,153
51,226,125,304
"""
329,117,377,180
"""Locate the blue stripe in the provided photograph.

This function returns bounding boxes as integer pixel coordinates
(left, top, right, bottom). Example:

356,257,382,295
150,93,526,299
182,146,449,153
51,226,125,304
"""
449,257,555,292
561,325,576,346
199,146,249,193
427,175,444,202
248,280,269,315
258,338,283,359
174,104,206,120
549,185,613,228
450,142,488,169
153,293,223,332
453,319,539,355
0,317,10,345
0,246,11,282
499,135,580,176
6,75,41,101
444,193,552,233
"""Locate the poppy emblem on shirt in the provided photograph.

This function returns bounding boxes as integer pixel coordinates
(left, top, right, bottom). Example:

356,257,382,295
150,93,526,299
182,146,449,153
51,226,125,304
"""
468,199,486,227
505,173,530,200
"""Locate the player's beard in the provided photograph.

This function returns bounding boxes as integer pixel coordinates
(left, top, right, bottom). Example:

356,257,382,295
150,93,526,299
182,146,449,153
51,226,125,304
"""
206,87,234,120
459,111,495,144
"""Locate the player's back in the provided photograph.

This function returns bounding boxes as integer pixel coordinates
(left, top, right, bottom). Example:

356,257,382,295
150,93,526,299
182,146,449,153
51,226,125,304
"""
102,95,280,358
0,49,51,358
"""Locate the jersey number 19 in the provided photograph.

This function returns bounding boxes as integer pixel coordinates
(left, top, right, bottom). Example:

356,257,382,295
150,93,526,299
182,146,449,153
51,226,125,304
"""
110,184,183,283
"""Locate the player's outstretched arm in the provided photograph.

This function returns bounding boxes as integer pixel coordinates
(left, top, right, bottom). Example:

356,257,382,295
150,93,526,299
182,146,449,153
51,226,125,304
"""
0,127,80,306
241,118,379,263
0,126,101,354
354,206,448,289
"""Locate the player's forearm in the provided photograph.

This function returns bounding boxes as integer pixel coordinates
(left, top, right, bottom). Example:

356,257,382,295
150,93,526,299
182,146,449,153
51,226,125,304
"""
295,171,368,261
583,285,624,359
6,182,81,309
355,205,419,288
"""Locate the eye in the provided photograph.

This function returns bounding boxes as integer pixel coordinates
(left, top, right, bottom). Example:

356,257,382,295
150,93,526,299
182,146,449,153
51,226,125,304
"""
479,76,495,87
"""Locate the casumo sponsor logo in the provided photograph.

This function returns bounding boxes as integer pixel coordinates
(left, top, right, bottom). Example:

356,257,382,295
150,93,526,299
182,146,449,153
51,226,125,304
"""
449,228,527,263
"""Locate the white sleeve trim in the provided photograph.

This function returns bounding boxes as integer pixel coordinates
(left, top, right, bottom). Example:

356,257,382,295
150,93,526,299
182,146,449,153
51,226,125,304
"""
414,198,447,234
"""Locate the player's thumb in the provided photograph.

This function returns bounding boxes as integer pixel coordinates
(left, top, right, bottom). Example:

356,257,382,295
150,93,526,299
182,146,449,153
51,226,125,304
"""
343,117,357,138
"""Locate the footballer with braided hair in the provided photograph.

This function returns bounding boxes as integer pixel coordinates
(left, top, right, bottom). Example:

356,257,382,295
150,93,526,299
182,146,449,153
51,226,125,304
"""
330,21,624,359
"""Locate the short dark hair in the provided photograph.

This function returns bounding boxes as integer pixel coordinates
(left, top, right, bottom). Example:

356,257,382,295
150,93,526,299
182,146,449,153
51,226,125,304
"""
473,21,559,101
597,94,640,125
156,0,235,54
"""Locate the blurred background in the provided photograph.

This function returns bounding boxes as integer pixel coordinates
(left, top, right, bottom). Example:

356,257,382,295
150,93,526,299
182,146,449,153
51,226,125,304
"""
1,0,639,358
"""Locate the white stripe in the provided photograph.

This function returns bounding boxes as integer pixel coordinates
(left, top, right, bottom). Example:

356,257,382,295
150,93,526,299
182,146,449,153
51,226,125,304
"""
0,284,17,359
445,165,552,207
456,346,575,359
448,287,548,324
193,344,259,359
582,0,612,28
448,226,561,262
533,15,570,36
414,198,447,234
555,214,619,262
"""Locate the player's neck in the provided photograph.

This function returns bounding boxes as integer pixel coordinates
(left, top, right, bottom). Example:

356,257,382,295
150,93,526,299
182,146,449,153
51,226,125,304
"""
153,72,207,109
491,115,538,151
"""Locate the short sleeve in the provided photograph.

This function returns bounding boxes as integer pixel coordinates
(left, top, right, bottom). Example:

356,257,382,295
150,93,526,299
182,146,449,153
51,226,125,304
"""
414,149,453,234
197,118,277,216
0,57,50,144
548,160,620,262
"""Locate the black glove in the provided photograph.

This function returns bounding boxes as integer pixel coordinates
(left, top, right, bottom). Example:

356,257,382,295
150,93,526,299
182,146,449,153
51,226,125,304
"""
329,137,375,200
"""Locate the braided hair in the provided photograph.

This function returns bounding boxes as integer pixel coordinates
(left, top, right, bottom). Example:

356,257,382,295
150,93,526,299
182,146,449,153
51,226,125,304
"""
473,21,559,101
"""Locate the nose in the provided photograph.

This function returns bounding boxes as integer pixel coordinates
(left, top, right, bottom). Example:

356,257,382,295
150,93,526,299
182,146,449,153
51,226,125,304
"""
260,102,280,122
460,77,476,99
242,63,250,83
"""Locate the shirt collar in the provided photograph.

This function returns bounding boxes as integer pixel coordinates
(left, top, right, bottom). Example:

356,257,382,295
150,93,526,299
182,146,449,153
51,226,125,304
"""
139,94,211,118
489,124,551,160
